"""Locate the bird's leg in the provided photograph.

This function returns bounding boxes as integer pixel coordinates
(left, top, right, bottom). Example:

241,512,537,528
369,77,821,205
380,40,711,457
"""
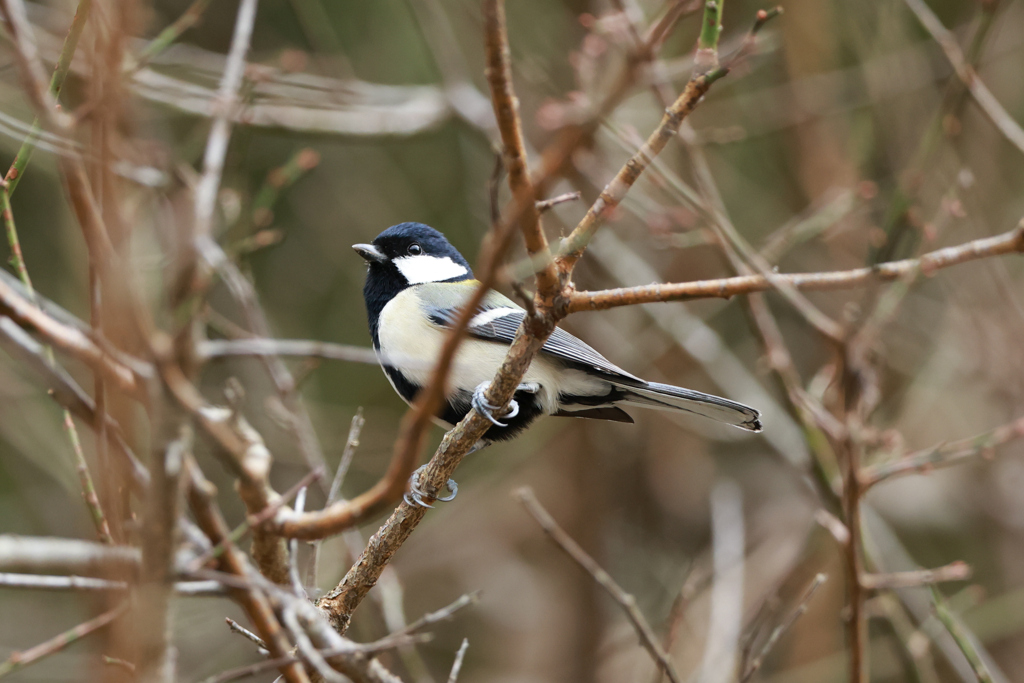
404,464,459,508
471,381,538,427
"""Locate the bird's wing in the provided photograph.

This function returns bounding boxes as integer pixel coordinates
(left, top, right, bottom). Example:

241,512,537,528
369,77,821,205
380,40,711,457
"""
416,282,762,432
418,282,645,385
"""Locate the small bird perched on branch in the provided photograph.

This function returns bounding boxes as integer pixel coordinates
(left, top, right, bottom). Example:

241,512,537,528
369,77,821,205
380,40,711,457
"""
355,223,761,503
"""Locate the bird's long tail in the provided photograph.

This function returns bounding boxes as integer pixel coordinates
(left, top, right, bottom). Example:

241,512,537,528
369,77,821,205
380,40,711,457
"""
611,380,762,432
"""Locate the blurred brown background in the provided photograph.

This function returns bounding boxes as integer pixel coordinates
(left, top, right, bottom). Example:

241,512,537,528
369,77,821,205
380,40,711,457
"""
1,0,1023,680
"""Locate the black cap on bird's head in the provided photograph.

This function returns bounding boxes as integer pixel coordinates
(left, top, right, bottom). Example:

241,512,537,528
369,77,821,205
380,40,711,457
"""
353,223,473,286
354,223,475,337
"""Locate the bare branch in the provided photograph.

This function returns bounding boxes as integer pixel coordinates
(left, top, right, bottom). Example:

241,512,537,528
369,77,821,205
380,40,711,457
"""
199,338,383,366
483,0,559,299
0,573,223,595
569,223,1024,312
556,71,727,274
447,639,470,683
0,535,139,577
226,618,268,651
535,191,581,213
930,586,996,683
0,602,128,678
862,562,971,590
327,410,366,505
740,574,826,682
185,459,311,683
192,0,258,245
514,487,681,683
902,0,1024,155
0,275,145,397
863,413,1024,488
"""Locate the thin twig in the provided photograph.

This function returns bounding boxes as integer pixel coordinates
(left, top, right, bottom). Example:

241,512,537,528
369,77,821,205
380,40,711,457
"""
327,410,366,505
192,0,258,244
289,486,308,597
740,574,826,682
0,316,150,490
863,413,1024,488
693,0,724,76
929,586,995,683
556,70,727,273
862,562,971,590
535,191,581,213
902,0,1024,155
0,573,222,594
226,618,268,651
447,639,470,683
199,338,429,369
189,466,323,572
136,0,213,66
514,487,681,683
0,535,139,576
0,601,127,678
2,0,91,195
393,593,480,639
699,480,745,683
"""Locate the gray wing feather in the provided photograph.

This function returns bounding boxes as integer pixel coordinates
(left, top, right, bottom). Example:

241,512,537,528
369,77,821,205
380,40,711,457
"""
427,302,644,384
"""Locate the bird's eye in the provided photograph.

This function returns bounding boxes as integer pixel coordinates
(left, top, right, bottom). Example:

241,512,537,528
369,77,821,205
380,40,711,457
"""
408,243,422,255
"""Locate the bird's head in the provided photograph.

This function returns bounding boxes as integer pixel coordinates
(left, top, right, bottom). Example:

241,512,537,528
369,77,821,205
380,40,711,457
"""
354,223,475,327
353,223,474,288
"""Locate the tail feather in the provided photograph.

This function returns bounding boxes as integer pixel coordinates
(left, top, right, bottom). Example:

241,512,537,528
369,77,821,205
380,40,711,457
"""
613,380,762,432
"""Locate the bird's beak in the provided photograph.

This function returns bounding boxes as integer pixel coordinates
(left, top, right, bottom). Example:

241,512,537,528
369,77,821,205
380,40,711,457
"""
352,243,386,264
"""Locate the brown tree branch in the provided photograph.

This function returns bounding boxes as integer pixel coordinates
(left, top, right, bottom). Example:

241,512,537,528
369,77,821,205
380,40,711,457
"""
185,459,311,683
0,601,128,678
0,535,140,577
902,0,1024,155
192,0,258,246
556,70,728,274
483,0,560,300
862,562,971,590
515,487,681,683
568,223,1024,312
862,413,1024,489
0,274,145,398
740,574,826,682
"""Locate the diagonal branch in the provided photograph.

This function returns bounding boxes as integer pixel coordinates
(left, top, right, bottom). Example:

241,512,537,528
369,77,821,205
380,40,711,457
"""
555,70,727,274
862,413,1024,489
192,0,258,247
483,0,560,301
515,487,681,683
902,0,1024,155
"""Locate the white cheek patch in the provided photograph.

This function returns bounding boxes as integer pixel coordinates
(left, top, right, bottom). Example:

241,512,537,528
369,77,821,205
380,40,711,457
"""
470,307,519,328
394,255,469,285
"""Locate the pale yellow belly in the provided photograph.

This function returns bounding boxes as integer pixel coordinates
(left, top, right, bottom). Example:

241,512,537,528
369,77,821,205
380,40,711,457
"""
376,288,606,414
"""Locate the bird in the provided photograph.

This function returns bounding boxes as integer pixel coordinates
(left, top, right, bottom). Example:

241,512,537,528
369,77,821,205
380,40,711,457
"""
354,223,761,504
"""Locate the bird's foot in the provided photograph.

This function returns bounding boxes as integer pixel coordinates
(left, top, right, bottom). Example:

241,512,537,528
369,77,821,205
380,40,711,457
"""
471,382,539,427
404,464,458,508
472,381,519,427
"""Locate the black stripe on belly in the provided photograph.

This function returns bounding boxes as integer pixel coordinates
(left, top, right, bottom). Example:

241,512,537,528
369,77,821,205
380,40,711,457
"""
382,364,421,404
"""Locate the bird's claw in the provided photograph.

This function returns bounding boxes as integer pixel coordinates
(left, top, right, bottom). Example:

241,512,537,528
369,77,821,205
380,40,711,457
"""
404,464,458,508
472,382,519,427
